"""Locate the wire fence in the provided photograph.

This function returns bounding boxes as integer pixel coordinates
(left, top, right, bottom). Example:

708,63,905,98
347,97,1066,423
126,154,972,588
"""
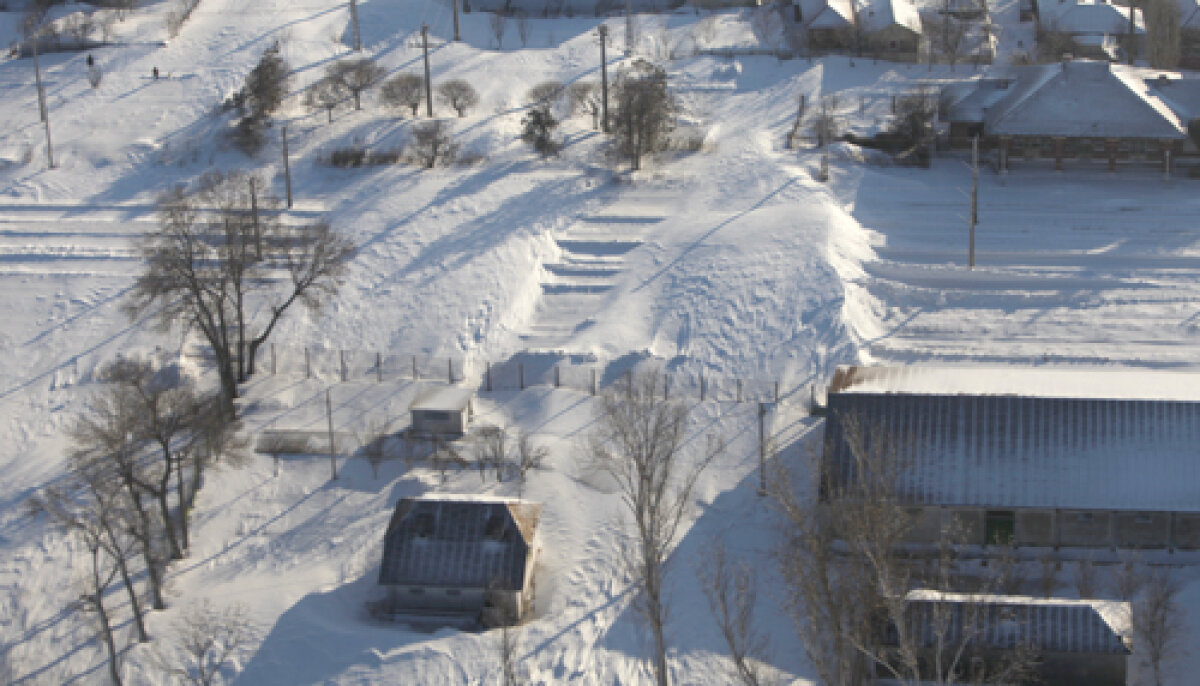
265,343,821,408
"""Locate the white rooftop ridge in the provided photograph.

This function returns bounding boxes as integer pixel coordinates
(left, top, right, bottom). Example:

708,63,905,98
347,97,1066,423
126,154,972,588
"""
830,364,1200,402
410,385,475,411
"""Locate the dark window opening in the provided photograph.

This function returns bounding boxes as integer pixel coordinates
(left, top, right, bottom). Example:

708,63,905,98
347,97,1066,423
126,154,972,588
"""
985,510,1015,545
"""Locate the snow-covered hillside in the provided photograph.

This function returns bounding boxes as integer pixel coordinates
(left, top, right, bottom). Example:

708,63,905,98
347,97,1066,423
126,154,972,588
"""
1,0,1199,683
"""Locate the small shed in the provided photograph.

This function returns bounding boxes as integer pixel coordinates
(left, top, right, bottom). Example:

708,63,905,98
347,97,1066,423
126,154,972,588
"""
378,496,542,626
887,591,1131,686
410,386,474,437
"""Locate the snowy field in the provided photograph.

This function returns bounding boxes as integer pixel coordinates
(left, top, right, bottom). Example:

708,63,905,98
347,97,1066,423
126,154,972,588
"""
0,0,1199,683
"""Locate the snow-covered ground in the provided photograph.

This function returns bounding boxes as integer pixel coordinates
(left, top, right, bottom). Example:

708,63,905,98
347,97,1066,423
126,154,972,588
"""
0,0,1198,683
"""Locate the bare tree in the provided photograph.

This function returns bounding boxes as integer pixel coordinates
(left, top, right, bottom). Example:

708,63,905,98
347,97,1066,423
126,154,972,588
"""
68,379,169,610
490,12,508,48
326,57,385,110
125,170,356,415
380,73,425,117
925,1,971,71
696,538,775,686
408,120,458,168
78,526,124,685
517,12,531,47
566,81,602,129
1112,551,1145,602
1133,568,1183,686
437,79,479,117
356,417,394,479
306,76,349,123
527,80,564,108
772,416,1039,686
610,60,677,171
513,429,547,496
153,600,254,686
1073,555,1098,598
493,600,523,685
809,93,841,148
1145,0,1181,67
474,425,510,482
588,372,722,686
1037,552,1058,598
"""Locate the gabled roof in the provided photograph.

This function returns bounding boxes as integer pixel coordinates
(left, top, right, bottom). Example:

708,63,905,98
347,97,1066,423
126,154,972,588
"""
411,386,474,412
859,0,923,34
378,497,542,589
982,61,1185,139
1146,73,1200,121
1040,0,1142,35
943,78,1016,124
903,591,1131,655
796,0,856,30
824,365,1200,512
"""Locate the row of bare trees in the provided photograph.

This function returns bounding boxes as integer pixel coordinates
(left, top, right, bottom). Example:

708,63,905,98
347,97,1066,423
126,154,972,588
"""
305,58,481,122
29,358,246,683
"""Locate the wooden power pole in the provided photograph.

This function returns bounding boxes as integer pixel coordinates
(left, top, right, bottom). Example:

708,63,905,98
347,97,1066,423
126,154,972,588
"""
282,125,293,209
350,0,362,51
599,25,610,133
970,135,978,269
422,25,433,118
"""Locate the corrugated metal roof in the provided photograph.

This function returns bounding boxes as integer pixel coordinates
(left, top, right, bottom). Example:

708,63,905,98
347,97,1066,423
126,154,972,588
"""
378,498,541,589
903,591,1130,654
824,390,1200,511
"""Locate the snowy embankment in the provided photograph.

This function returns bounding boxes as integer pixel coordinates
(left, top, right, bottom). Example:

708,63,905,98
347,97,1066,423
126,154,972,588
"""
1,0,1198,682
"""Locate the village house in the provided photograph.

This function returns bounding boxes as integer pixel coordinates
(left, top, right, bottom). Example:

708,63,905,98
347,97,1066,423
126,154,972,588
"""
377,496,542,626
1035,0,1143,61
793,0,922,58
942,59,1200,172
822,365,1200,554
409,386,474,437
882,591,1132,686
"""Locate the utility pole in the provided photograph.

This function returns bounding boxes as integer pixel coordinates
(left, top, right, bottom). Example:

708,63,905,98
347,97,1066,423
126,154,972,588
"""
969,135,978,269
282,126,293,209
625,0,633,55
599,25,610,133
326,388,338,479
757,403,768,496
350,0,362,51
452,0,460,42
422,25,433,118
32,32,54,168
249,176,262,260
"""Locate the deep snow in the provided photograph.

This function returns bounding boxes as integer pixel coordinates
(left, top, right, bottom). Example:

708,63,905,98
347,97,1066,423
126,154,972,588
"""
0,0,1198,683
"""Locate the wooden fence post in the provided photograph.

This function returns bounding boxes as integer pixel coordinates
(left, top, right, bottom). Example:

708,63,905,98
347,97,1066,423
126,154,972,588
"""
271,344,276,375
737,379,743,403
591,369,597,396
519,363,525,390
555,365,560,388
412,355,418,380
663,374,669,400
305,348,311,379
340,350,347,382
448,358,454,384
486,361,493,392
376,352,383,382
700,374,706,402
775,380,780,404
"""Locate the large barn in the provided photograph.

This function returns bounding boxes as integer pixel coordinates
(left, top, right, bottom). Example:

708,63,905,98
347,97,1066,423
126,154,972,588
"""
377,496,542,626
823,365,1200,553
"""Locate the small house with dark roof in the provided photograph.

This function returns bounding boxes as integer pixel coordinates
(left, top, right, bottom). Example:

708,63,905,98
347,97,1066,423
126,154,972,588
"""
884,591,1131,686
823,365,1200,553
378,496,542,625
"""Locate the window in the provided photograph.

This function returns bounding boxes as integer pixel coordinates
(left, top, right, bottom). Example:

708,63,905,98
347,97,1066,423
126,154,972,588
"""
485,514,507,540
985,510,1016,545
414,512,435,537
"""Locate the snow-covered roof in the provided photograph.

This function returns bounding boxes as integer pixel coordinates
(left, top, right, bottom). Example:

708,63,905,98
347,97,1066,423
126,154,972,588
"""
1146,73,1200,121
830,364,1200,400
943,77,1015,123
796,0,857,30
1040,0,1142,35
410,386,474,412
981,60,1185,139
378,498,542,589
859,0,923,34
825,366,1200,512
903,591,1131,654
